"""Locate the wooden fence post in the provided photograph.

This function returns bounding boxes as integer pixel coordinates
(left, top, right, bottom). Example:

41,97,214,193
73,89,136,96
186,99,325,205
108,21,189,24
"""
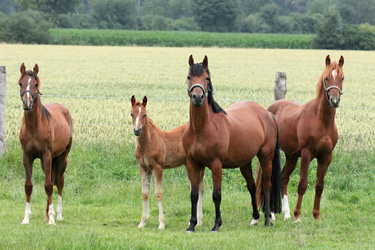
274,72,286,100
0,66,5,157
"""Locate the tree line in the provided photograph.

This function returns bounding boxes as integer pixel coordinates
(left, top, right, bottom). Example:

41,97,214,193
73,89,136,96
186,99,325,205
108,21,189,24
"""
0,0,374,50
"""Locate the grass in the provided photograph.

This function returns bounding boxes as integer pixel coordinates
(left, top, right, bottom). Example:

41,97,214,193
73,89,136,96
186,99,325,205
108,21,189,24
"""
0,44,374,249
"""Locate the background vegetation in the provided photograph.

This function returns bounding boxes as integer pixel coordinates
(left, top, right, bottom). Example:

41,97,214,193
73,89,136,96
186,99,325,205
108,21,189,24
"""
0,44,374,249
0,0,375,49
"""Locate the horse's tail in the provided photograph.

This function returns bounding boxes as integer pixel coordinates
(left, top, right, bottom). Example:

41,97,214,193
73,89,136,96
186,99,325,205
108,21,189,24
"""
255,116,282,213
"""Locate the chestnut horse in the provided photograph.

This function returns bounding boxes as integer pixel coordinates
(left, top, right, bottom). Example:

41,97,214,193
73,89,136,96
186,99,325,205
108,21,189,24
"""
131,95,204,230
183,55,281,232
266,55,344,222
19,63,72,225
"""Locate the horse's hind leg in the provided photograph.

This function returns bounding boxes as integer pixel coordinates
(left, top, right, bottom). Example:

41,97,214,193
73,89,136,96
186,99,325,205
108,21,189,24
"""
197,168,205,226
21,153,34,224
240,163,260,226
313,153,332,220
53,153,68,221
281,154,298,220
153,164,165,230
138,166,152,228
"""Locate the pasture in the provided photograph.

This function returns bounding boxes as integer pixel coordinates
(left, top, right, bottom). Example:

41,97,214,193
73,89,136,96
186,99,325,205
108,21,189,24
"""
0,44,374,249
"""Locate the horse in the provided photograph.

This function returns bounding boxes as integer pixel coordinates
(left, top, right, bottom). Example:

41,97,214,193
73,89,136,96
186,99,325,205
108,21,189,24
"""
265,55,344,222
130,95,204,230
18,63,72,225
183,55,282,232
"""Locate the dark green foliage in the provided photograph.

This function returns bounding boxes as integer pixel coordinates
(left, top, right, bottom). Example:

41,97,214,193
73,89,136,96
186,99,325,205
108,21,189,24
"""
58,13,95,29
0,10,51,44
342,23,375,50
289,12,321,34
313,11,344,49
91,0,137,29
139,15,174,31
50,28,313,48
191,0,239,32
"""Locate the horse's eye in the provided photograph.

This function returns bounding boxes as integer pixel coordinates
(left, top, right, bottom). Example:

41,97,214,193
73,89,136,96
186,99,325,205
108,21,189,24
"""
131,113,134,117
342,77,344,81
143,114,146,118
325,77,329,81
35,83,38,87
19,83,22,87
187,76,190,80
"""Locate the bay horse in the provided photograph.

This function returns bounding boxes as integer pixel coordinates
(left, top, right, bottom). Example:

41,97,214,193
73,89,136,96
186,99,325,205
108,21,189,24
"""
183,55,281,232
265,55,344,222
130,95,204,230
19,63,72,225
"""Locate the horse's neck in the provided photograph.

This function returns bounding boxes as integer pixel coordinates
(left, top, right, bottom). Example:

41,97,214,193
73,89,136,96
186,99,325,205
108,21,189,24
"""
189,101,211,134
23,99,43,130
315,83,336,125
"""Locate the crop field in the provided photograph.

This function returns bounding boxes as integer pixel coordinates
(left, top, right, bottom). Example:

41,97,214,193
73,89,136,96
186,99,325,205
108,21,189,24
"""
0,44,374,249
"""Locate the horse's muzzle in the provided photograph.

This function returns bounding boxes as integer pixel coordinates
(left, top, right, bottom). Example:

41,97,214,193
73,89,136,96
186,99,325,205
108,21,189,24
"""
329,96,340,108
134,128,142,136
23,99,33,110
191,93,205,106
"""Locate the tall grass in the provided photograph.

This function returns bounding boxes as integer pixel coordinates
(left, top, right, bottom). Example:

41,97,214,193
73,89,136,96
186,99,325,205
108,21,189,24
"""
0,44,374,249
50,29,314,49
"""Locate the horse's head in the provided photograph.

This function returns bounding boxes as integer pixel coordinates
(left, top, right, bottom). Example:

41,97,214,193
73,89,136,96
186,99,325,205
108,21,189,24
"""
187,55,210,106
18,63,41,111
322,55,344,108
130,95,148,136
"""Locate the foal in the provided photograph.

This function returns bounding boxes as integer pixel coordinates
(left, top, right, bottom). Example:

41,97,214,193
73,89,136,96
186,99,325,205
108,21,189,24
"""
19,63,72,225
131,95,204,229
267,55,344,221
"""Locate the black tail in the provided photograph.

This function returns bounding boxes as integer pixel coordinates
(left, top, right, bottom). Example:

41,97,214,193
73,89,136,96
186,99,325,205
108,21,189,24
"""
270,135,282,213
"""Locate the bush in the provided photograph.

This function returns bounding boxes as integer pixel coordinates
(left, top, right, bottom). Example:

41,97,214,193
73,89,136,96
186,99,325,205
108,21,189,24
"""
172,17,201,31
58,13,95,29
342,23,375,50
313,11,344,49
139,15,174,31
0,10,52,44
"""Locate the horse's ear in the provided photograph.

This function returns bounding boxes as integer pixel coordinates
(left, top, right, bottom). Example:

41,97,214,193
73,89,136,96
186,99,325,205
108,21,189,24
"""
338,56,344,68
188,55,194,66
142,96,147,107
202,55,208,69
33,64,39,75
325,55,331,66
131,95,136,107
20,63,26,74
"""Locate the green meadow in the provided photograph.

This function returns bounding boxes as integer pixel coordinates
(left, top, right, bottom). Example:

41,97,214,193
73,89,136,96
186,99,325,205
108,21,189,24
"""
0,44,374,249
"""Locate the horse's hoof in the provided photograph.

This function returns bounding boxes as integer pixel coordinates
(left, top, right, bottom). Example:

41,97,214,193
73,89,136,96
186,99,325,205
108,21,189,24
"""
294,218,301,223
138,222,146,228
48,220,56,225
21,220,29,225
284,213,291,220
271,212,276,221
57,215,63,221
186,229,194,233
158,224,165,230
250,219,258,226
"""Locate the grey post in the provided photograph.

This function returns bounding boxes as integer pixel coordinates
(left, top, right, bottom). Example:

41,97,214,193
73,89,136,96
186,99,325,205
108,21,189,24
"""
0,66,5,157
274,72,286,100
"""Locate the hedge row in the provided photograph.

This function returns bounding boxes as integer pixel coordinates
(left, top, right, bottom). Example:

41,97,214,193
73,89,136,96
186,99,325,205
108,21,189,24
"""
50,29,314,49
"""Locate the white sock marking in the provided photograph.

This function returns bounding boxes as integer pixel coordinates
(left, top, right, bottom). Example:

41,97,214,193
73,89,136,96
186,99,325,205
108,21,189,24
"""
57,195,63,221
250,218,258,226
21,202,31,224
48,203,56,225
282,195,291,220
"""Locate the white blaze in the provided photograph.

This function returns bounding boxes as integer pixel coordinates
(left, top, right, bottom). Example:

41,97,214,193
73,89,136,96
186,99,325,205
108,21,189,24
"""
135,107,141,129
332,70,337,80
26,78,31,100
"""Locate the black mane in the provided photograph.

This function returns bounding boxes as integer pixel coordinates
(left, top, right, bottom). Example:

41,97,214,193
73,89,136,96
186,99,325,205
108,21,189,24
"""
189,63,226,115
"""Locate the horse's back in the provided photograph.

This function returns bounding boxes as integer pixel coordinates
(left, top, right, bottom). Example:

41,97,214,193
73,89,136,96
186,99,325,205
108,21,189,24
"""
44,103,72,157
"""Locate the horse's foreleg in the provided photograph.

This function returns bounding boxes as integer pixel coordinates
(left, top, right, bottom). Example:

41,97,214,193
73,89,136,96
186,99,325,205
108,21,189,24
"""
240,163,260,226
294,150,312,222
313,154,332,220
42,152,55,225
197,169,205,226
153,164,165,230
138,166,152,228
211,159,223,232
21,153,34,224
186,160,203,233
281,154,298,220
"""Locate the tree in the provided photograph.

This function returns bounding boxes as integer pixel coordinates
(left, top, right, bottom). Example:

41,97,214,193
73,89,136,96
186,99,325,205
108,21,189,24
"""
92,0,137,29
191,0,239,32
15,0,79,27
313,11,344,49
258,4,280,33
